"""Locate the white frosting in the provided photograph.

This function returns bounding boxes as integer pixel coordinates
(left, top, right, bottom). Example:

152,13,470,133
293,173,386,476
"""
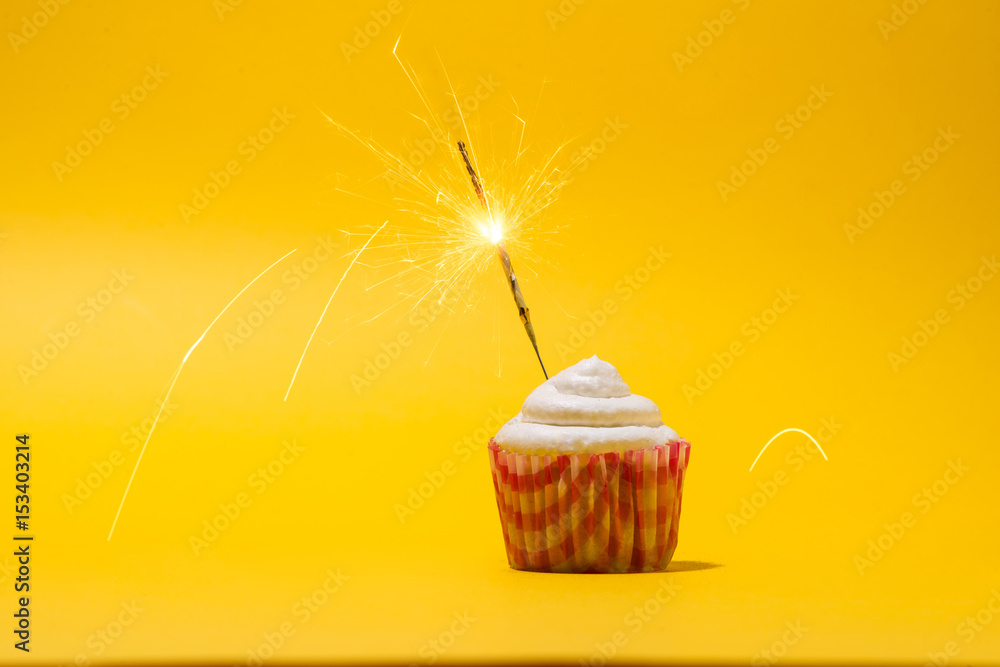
495,356,679,455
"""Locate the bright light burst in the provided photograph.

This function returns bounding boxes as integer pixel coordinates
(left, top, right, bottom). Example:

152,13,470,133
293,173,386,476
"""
480,219,503,245
324,104,568,312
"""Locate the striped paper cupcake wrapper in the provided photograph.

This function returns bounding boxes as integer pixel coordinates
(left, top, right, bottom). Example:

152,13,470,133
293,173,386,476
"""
487,439,691,573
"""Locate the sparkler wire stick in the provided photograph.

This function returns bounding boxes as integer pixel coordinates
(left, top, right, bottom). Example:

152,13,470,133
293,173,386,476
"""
457,141,548,379
457,141,487,209
108,248,298,541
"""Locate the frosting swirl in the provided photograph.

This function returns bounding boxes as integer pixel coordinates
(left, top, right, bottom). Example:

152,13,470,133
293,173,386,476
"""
495,356,679,455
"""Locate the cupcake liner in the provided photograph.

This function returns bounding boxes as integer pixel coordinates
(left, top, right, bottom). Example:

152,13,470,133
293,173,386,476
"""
488,439,691,573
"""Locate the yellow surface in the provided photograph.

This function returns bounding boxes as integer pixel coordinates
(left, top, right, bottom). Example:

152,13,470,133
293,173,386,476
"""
1,0,999,663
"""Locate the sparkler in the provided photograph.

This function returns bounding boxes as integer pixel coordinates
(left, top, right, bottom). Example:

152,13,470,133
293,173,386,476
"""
317,37,579,378
457,140,548,379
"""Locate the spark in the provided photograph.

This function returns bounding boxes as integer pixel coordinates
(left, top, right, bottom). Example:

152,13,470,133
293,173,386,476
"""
749,428,829,472
108,248,297,541
283,221,388,402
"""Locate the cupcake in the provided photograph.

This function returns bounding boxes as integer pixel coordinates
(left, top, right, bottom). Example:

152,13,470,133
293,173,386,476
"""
487,356,691,573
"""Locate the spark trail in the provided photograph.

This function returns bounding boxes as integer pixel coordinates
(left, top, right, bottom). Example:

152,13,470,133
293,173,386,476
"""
108,248,297,541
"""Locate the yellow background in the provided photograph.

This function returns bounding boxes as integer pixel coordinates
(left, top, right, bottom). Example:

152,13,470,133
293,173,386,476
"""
1,0,999,663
